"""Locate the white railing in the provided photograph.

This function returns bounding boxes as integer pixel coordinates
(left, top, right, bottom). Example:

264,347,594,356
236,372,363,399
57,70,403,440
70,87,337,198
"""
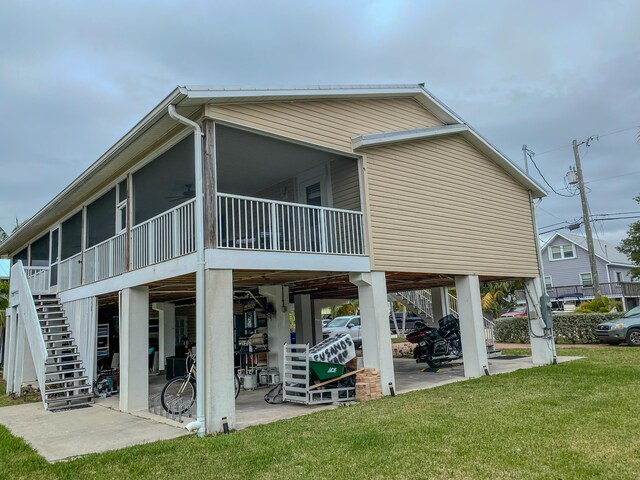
83,232,127,284
9,262,48,406
23,266,50,294
484,318,496,351
58,253,82,290
393,290,433,319
217,193,365,255
131,198,196,270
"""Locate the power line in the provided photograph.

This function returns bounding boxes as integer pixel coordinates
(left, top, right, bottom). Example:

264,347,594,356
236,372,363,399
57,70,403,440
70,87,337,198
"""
538,215,640,235
531,124,639,157
527,152,576,197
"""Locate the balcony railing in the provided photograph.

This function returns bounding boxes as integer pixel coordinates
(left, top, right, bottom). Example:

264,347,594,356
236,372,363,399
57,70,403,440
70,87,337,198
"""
547,282,640,299
131,198,196,270
84,233,127,284
59,252,82,290
23,193,368,294
216,193,365,255
24,266,50,294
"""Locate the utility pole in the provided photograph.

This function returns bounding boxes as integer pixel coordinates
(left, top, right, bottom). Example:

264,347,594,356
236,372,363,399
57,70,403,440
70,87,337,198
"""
572,139,602,298
522,144,529,174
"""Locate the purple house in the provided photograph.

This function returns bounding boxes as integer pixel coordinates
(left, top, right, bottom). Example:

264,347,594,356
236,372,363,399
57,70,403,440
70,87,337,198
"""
541,232,640,310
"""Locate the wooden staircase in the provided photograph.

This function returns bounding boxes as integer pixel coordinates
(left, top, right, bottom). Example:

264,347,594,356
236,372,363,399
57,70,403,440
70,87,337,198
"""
35,294,93,410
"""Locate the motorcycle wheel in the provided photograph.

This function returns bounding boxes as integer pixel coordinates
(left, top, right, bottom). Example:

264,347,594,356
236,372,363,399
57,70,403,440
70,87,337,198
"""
426,357,443,368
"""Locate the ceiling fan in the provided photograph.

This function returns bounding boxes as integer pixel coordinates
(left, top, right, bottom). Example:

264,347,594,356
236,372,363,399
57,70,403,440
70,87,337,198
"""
165,184,195,202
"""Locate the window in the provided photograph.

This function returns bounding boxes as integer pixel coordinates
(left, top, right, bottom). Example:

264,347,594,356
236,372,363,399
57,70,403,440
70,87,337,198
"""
544,276,553,290
549,244,576,261
580,272,593,287
616,271,623,282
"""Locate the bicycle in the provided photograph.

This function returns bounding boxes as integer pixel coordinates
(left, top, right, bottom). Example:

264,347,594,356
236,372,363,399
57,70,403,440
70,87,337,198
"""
161,351,241,414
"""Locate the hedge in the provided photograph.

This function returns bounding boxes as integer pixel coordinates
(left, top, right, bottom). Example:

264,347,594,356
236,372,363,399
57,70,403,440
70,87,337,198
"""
494,312,624,344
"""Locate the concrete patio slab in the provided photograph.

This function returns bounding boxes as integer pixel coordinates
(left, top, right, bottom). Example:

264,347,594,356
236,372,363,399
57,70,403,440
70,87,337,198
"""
0,401,188,462
394,355,581,394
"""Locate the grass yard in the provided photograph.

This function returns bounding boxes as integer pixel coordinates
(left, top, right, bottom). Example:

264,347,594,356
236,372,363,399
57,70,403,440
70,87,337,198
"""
1,347,639,479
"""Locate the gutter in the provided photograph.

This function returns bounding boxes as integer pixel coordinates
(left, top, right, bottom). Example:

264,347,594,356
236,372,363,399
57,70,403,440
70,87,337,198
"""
167,105,206,437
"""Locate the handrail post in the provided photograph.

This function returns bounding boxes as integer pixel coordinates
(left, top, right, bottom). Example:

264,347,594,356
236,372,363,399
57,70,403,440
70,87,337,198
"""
270,202,279,251
319,208,328,253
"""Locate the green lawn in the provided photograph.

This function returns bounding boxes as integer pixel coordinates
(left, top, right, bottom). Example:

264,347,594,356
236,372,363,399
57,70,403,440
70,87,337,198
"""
1,347,639,479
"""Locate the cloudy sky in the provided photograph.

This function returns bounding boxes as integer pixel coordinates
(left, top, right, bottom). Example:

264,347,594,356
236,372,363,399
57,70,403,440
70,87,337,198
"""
1,0,639,248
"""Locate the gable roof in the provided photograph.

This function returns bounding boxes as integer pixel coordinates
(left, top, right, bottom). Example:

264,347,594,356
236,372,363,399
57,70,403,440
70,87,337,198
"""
0,83,545,256
541,232,632,266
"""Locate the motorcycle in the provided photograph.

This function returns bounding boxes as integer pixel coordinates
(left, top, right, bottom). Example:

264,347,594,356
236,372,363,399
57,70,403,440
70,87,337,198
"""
406,314,462,368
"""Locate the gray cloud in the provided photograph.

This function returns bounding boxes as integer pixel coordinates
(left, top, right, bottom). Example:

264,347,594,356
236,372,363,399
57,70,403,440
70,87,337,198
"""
1,0,638,246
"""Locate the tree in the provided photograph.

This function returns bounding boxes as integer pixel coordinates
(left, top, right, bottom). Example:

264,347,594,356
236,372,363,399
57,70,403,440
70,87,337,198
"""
0,279,8,328
480,280,523,319
618,194,640,279
0,226,7,244
575,296,622,313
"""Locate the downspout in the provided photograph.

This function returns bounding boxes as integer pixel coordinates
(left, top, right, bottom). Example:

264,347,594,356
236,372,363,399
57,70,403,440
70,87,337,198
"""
167,105,206,437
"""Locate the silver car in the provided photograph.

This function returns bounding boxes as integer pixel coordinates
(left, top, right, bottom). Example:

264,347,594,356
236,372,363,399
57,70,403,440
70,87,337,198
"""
323,315,361,347
594,306,640,346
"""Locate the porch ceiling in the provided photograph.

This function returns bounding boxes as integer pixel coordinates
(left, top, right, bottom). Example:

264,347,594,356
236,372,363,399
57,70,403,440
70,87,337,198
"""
96,270,515,306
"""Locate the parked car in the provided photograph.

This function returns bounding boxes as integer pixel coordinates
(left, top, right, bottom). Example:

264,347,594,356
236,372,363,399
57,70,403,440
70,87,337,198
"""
500,304,528,318
389,312,424,333
323,315,361,347
594,306,640,346
321,314,333,329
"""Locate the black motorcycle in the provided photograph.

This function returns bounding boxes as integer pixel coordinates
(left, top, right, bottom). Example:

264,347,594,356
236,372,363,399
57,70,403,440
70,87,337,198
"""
406,314,462,368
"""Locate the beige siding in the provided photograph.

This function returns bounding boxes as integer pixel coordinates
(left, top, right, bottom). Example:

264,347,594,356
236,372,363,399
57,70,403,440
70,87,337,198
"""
365,135,539,277
206,98,442,153
330,158,361,211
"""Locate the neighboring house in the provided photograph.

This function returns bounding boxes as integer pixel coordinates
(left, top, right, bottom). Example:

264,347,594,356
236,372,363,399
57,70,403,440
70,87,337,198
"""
1,84,554,434
541,232,640,309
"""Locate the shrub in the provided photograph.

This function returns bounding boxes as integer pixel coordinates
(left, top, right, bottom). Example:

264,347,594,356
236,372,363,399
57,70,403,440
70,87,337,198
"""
494,312,624,344
575,296,623,313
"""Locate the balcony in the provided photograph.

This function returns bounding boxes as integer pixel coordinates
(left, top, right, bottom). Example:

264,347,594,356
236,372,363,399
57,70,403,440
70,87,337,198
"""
217,193,365,255
547,282,640,299
26,191,365,294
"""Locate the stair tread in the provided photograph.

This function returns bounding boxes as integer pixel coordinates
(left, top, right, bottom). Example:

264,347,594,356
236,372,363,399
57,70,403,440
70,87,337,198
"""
47,352,79,358
45,375,88,384
46,384,91,395
46,393,93,404
46,368,86,376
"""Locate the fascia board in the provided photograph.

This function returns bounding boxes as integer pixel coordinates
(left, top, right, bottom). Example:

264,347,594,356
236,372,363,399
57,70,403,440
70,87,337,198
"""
352,124,468,149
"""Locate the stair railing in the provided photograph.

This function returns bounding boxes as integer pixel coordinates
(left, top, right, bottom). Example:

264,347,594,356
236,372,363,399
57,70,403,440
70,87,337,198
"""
10,261,48,406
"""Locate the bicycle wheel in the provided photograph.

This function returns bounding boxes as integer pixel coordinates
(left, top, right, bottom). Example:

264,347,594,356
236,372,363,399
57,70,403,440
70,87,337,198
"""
234,374,240,399
161,376,196,414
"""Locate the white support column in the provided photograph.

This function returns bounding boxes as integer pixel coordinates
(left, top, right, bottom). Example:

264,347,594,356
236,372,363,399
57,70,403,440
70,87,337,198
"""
3,308,15,383
152,302,176,370
349,271,395,395
204,269,235,434
312,300,323,345
524,277,556,365
294,294,314,345
6,308,18,393
12,314,26,393
259,285,290,370
119,286,149,413
430,287,448,322
454,275,489,378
